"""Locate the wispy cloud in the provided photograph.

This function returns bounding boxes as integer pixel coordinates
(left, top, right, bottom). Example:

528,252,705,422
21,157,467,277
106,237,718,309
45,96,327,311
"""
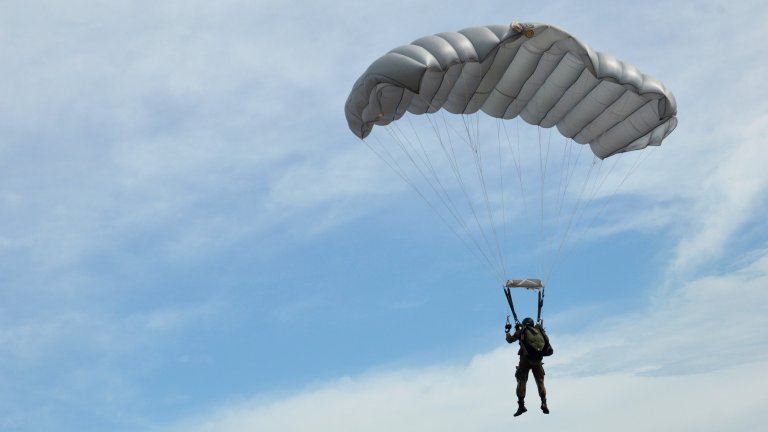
670,114,768,273
0,303,220,366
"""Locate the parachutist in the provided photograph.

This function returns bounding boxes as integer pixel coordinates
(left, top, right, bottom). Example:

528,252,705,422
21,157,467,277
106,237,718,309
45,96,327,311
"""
506,317,553,416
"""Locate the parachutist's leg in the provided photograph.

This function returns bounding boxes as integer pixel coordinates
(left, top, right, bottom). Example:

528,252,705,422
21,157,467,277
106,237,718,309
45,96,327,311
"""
514,362,530,417
531,362,546,398
532,362,548,413
515,364,529,401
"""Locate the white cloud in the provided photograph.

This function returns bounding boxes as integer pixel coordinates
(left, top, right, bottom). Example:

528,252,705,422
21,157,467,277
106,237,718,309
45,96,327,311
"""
161,249,768,431
133,304,220,332
0,5,302,268
0,0,456,272
0,302,220,367
163,357,768,432
555,250,768,376
670,114,768,273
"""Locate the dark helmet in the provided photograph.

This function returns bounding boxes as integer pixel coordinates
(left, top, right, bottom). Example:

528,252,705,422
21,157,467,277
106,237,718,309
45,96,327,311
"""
522,317,535,327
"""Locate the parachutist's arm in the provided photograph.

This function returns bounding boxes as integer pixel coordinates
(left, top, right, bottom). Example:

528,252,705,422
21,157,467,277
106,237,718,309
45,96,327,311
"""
505,329,521,344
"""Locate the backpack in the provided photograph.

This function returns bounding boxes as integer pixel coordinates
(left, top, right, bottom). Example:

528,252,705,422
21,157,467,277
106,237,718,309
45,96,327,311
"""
521,325,553,357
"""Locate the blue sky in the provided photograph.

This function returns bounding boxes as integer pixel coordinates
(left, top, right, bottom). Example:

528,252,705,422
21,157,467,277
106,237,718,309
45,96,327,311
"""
1,0,767,430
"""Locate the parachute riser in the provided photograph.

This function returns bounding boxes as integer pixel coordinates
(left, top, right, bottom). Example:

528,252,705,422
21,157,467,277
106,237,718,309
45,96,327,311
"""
503,286,520,326
537,288,545,328
503,279,546,329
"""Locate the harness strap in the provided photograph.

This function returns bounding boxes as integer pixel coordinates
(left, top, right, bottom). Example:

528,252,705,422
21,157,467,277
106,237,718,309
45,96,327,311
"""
536,288,545,325
503,286,520,325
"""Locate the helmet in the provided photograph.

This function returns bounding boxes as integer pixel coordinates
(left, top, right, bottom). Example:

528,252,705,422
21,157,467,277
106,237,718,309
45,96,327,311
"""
522,317,535,327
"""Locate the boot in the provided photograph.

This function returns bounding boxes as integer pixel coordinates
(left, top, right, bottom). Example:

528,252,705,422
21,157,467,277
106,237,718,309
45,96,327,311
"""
514,400,527,417
540,397,549,414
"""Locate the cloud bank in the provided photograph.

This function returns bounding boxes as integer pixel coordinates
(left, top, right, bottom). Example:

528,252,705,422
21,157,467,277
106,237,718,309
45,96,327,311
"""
164,251,768,432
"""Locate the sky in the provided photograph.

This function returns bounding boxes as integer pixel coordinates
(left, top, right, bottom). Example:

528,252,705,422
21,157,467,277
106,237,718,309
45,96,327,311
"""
1,0,767,431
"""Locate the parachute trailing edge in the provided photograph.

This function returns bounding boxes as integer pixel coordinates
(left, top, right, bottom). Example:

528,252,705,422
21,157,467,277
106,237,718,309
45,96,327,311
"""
344,22,677,159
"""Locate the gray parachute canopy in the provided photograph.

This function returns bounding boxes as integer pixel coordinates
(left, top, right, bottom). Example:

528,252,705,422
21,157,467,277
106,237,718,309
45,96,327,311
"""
345,22,677,159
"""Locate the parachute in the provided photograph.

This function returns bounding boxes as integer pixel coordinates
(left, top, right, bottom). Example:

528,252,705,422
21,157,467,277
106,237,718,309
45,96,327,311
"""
344,22,677,320
346,22,676,158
